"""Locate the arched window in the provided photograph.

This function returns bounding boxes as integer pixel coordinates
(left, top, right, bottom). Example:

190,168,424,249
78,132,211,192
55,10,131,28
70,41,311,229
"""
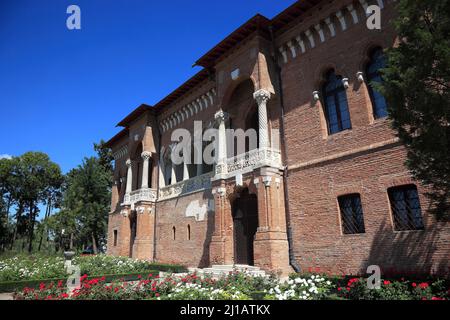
322,70,352,134
366,48,388,118
172,226,176,241
187,224,191,240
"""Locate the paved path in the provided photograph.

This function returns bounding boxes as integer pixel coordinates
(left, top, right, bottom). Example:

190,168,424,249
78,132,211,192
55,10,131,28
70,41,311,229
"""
0,293,14,300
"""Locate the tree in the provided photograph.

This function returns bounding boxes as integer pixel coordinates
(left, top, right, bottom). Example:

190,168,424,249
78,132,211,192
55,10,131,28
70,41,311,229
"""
380,0,450,217
61,157,111,253
14,152,63,252
94,139,114,173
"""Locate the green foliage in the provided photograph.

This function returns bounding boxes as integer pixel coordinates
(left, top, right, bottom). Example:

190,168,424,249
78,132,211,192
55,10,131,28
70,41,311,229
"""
380,0,450,215
46,156,112,251
13,271,450,300
0,254,181,283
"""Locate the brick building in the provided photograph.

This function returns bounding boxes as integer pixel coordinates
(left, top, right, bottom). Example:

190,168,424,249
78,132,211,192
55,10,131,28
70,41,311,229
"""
105,0,449,276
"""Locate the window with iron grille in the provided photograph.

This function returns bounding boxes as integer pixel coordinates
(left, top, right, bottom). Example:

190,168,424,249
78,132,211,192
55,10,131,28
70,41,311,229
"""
388,185,424,231
338,194,365,234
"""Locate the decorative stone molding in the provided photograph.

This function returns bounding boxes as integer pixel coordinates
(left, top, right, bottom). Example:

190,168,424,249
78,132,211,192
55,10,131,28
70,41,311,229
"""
324,18,336,37
215,147,283,179
286,41,297,58
356,71,364,83
342,78,350,89
253,178,260,188
279,47,288,63
126,159,132,167
214,110,229,123
141,151,151,160
113,145,128,160
270,0,388,64
295,36,306,53
160,88,217,133
305,30,316,48
358,0,369,15
314,24,325,43
212,186,227,197
336,10,347,31
120,209,129,217
159,172,213,201
253,89,271,105
312,91,320,102
262,176,272,187
347,4,359,24
124,188,157,205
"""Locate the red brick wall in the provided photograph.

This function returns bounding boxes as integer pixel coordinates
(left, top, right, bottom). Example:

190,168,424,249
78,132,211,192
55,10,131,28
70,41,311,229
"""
278,0,449,275
154,190,214,267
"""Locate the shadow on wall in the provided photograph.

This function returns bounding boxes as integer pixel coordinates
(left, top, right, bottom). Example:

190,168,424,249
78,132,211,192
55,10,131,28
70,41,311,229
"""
361,219,449,278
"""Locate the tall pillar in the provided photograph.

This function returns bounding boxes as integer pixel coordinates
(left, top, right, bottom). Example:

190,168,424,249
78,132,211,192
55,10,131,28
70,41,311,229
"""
253,168,291,275
141,151,151,189
209,185,233,265
110,180,119,212
214,110,229,177
158,156,165,188
253,89,271,149
125,159,133,194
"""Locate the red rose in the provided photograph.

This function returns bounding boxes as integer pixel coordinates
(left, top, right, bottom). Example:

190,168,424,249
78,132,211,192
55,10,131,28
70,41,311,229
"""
383,280,391,285
412,283,417,287
155,293,160,297
419,282,429,289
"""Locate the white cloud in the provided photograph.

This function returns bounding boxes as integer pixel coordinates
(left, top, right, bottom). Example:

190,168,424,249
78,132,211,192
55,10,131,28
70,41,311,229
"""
0,154,12,160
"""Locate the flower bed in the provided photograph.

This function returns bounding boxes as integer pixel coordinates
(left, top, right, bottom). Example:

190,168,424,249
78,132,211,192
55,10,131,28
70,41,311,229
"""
15,271,449,300
0,254,186,283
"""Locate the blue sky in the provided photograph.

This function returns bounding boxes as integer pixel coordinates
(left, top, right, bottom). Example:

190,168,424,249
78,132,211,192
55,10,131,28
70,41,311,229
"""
0,0,295,174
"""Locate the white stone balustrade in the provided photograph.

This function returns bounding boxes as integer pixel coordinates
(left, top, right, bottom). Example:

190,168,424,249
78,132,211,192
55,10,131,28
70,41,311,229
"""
159,172,213,200
215,147,283,178
123,188,158,205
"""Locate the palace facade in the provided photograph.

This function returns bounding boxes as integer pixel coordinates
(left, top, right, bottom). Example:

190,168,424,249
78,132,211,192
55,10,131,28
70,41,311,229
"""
105,0,449,276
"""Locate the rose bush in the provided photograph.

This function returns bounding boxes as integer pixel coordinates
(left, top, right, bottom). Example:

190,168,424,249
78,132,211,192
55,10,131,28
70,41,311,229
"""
0,254,185,282
14,270,449,300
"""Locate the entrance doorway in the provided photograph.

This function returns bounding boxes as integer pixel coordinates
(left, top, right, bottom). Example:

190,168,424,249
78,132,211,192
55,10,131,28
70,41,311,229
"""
232,189,258,265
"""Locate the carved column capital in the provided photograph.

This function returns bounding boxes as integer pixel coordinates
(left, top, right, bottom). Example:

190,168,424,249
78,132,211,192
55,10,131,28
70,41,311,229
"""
125,159,132,167
253,89,271,105
141,151,152,161
212,187,227,197
214,110,229,123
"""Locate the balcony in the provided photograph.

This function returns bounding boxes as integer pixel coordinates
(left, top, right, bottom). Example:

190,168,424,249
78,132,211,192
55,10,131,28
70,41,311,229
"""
215,147,283,178
123,188,157,205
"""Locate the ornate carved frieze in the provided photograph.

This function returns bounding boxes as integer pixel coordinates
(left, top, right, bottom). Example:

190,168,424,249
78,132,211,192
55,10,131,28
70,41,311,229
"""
158,172,213,200
216,147,283,179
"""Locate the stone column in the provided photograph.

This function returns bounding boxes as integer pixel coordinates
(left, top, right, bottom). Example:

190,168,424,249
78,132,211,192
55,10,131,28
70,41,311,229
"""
253,89,271,149
125,159,133,194
214,110,229,177
158,156,165,188
141,151,151,189
110,180,119,211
